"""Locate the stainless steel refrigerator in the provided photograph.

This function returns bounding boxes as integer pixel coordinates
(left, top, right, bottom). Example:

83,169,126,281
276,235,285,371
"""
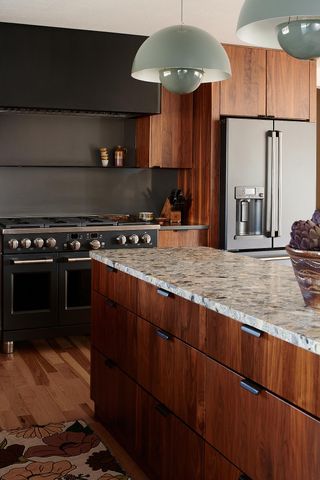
220,117,316,262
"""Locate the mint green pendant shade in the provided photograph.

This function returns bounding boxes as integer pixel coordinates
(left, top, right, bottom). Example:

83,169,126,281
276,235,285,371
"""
237,0,320,59
131,25,231,94
277,20,320,60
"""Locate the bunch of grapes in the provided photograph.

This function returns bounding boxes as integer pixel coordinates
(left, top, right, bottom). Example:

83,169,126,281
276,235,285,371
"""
290,210,320,250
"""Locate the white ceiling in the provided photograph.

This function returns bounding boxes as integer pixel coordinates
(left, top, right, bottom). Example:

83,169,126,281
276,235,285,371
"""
0,0,319,85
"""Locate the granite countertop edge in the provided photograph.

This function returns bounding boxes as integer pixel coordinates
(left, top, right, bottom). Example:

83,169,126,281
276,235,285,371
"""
90,249,320,357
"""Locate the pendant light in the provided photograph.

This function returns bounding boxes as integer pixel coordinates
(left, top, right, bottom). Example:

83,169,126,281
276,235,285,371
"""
237,0,320,60
131,0,231,94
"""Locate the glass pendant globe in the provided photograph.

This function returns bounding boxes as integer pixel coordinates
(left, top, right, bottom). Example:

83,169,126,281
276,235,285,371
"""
277,19,320,59
159,68,204,94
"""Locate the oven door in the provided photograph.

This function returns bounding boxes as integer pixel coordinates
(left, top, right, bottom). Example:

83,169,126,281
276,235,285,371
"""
58,252,91,325
3,253,58,331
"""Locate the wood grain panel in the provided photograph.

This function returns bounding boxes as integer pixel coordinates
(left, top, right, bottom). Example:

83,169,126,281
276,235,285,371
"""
92,259,137,313
267,50,310,119
205,357,320,480
309,60,317,123
206,309,320,418
137,317,206,435
205,442,244,480
135,116,151,168
221,44,266,117
137,278,207,350
158,229,208,247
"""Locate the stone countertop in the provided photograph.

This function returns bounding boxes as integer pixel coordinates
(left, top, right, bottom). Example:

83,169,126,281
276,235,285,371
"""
90,247,320,356
159,225,208,231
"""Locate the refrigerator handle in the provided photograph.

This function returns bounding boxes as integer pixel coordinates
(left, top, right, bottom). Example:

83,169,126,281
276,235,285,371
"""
277,131,283,237
266,132,273,236
271,131,278,238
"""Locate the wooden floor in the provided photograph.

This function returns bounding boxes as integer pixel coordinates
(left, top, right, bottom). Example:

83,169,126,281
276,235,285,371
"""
0,336,149,480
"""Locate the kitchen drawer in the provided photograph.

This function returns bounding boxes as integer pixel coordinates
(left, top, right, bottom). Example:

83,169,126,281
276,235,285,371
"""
92,259,137,313
206,309,320,417
91,290,137,379
136,387,204,480
205,442,246,480
137,278,206,350
137,316,206,435
91,347,138,455
205,357,320,480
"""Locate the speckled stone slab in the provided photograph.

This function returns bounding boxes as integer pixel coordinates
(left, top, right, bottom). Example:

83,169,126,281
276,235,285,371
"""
90,247,320,356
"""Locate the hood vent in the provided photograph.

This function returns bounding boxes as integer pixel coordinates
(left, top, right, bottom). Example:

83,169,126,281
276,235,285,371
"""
0,106,145,119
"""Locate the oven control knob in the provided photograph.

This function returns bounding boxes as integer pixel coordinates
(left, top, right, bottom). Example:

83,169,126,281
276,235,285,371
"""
46,237,57,248
70,240,81,251
141,233,152,244
89,239,101,250
128,234,139,244
34,237,44,248
116,235,127,245
8,238,19,249
20,238,31,249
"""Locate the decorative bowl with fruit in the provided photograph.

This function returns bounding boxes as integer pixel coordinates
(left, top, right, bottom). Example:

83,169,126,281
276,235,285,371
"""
287,210,320,311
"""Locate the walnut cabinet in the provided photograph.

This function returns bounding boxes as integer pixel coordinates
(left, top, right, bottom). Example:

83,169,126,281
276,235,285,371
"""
91,259,320,479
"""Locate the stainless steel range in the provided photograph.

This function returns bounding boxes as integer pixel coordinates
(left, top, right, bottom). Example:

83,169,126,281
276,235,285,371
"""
0,216,158,353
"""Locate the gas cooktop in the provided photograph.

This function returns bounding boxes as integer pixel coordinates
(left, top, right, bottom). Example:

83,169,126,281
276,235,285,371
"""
0,216,118,229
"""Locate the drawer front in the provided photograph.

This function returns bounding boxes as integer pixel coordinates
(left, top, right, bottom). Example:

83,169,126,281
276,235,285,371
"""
205,442,245,480
206,309,320,417
92,260,137,313
205,357,320,480
137,317,206,434
136,387,204,480
137,279,206,350
91,290,137,379
91,347,137,454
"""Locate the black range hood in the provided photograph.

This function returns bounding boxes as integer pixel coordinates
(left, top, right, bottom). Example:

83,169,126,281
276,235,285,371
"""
0,22,160,117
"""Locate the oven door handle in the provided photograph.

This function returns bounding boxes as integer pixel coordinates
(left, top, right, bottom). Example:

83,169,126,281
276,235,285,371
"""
12,258,54,265
65,257,91,263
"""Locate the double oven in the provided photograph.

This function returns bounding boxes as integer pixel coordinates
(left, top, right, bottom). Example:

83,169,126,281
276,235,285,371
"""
0,216,158,352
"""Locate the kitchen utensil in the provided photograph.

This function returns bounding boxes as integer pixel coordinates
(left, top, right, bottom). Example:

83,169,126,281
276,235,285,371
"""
138,212,154,222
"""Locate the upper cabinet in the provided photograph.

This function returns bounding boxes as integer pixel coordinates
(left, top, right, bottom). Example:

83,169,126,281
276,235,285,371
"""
0,22,160,115
220,45,266,117
136,88,193,168
220,44,316,122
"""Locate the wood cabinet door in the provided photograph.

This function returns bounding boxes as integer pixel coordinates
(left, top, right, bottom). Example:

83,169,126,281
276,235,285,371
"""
136,87,193,168
220,45,266,117
205,442,244,480
91,290,137,379
136,387,204,480
267,50,311,119
205,357,320,480
137,317,206,434
158,229,208,247
91,348,137,454
137,279,206,350
92,260,137,313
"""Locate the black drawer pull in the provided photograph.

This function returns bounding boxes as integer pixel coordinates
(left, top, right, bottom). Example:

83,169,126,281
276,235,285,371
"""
240,379,262,396
239,475,251,480
106,265,116,272
156,329,172,341
105,299,116,308
155,403,171,418
156,288,171,298
240,324,263,338
105,358,117,369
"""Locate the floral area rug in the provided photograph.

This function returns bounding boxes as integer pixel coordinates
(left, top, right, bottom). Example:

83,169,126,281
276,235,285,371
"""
0,420,131,479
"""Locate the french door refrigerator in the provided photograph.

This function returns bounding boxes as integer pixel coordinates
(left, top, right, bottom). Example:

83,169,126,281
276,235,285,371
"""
220,117,316,261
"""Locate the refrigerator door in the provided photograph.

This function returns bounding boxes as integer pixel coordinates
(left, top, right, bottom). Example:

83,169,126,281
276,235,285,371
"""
223,118,273,251
273,121,316,248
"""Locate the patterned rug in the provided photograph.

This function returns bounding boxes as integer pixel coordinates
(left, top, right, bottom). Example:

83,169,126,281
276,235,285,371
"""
0,420,131,479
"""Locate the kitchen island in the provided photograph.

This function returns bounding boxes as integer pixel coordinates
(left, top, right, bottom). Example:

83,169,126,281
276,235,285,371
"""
90,247,320,480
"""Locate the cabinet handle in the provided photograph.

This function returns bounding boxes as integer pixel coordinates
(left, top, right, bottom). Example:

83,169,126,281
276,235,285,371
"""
240,379,262,396
156,288,171,298
105,358,117,369
239,475,251,480
106,265,116,272
155,403,171,418
105,299,116,308
240,324,263,338
156,329,172,341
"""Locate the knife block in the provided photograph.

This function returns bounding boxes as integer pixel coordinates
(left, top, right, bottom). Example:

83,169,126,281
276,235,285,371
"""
160,198,181,225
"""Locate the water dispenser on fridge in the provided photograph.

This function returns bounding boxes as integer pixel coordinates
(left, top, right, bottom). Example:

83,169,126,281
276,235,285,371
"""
235,186,264,236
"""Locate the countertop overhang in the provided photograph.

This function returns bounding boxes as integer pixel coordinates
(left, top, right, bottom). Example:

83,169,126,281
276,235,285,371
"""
90,247,320,355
